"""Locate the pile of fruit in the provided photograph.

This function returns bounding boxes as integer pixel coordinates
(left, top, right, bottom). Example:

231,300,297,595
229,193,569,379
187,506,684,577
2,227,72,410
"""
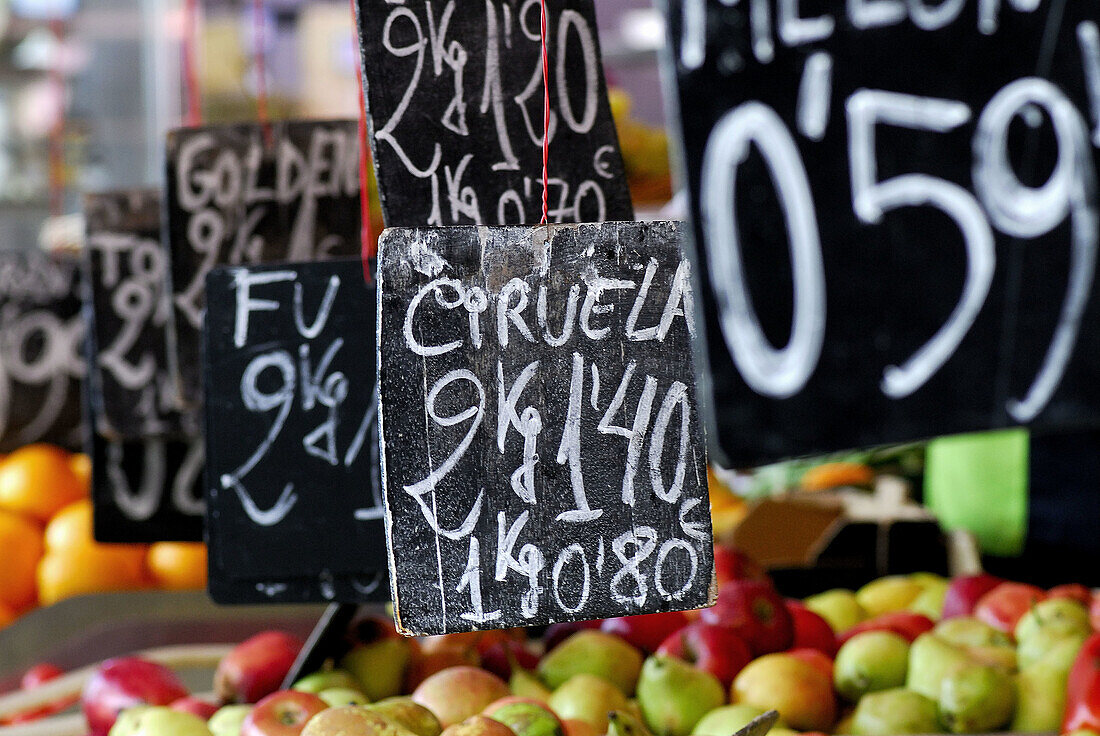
7,545,1100,736
0,443,207,625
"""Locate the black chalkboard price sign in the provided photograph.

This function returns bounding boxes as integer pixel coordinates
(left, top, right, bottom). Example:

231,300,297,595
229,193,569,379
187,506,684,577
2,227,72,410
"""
83,190,194,439
378,221,713,635
354,0,634,227
203,259,387,604
89,430,205,543
165,120,362,409
0,250,84,453
661,0,1100,465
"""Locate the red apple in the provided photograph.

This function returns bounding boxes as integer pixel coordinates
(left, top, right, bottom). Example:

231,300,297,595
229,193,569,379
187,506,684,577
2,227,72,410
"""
974,582,1046,634
481,640,540,680
6,663,78,723
405,645,480,691
600,611,689,653
941,574,1003,619
82,657,189,736
786,601,838,657
786,648,834,681
543,620,602,652
713,545,769,587
215,631,305,704
412,666,510,727
837,612,933,646
242,690,326,736
21,663,64,689
171,695,221,720
1049,584,1092,606
1091,594,1100,632
655,621,752,687
699,580,793,655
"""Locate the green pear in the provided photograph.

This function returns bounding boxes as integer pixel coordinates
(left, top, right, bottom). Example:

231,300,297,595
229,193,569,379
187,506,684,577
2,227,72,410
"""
1015,599,1091,643
320,687,372,708
294,669,363,694
207,705,251,736
834,631,910,701
636,655,725,736
1019,625,1088,670
906,633,971,699
934,617,1013,649
690,705,774,736
608,709,654,736
937,663,1015,734
804,590,867,633
538,631,643,694
511,668,552,703
342,638,413,701
1013,662,1070,732
549,674,628,733
109,706,213,736
366,697,443,736
850,688,940,735
857,576,925,616
909,581,948,621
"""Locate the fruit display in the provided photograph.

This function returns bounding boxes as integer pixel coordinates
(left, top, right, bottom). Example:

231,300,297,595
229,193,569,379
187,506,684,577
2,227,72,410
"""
5,549,1100,736
0,443,208,626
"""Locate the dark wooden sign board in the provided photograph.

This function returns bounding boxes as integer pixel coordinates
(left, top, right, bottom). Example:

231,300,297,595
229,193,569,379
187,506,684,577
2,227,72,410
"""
83,190,195,440
82,190,204,543
354,0,634,227
0,250,84,453
378,221,713,635
164,119,363,410
203,259,387,604
660,0,1100,466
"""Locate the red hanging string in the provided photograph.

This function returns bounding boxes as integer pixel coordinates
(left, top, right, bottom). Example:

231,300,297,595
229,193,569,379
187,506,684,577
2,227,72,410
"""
48,18,65,217
539,0,550,224
182,0,202,126
252,0,271,143
350,0,375,282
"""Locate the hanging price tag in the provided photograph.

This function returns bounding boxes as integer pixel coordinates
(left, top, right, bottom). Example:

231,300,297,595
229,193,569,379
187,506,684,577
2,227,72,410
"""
378,221,712,634
354,0,634,227
203,259,387,604
0,250,84,453
83,190,204,543
84,190,194,439
661,0,1100,465
164,120,363,409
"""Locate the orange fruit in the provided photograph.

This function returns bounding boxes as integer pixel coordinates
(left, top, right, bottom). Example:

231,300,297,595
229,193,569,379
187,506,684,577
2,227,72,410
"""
44,499,94,553
146,542,207,590
68,453,92,489
800,462,875,492
37,543,148,606
0,445,86,522
0,509,44,610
